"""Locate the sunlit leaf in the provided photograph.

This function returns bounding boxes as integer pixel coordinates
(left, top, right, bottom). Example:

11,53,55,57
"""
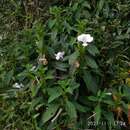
42,104,59,123
65,100,77,119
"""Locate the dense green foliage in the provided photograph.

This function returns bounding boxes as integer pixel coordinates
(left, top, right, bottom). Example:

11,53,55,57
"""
0,0,130,130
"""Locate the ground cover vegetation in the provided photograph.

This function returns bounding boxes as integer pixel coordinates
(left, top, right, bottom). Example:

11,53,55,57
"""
0,0,130,130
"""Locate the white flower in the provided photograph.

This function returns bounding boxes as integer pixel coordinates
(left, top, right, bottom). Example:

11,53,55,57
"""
55,51,65,60
19,83,24,88
105,92,112,96
82,43,88,47
77,34,93,46
13,83,24,89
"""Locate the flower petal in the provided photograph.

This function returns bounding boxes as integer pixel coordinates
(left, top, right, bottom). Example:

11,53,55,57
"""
77,34,93,43
82,43,88,47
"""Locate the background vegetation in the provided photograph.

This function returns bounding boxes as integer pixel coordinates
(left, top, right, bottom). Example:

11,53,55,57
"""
0,0,130,130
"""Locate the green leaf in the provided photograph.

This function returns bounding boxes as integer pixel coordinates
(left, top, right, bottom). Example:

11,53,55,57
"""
103,111,114,129
42,104,59,123
4,70,14,86
55,62,69,71
116,34,129,40
65,81,79,94
33,113,40,119
87,45,100,56
88,96,98,101
73,102,88,113
47,87,62,103
65,85,79,94
86,56,98,69
48,19,56,29
65,100,77,119
0,70,14,92
83,71,98,94
96,0,105,15
69,51,79,65
110,41,124,49
83,1,91,9
31,84,41,97
29,97,43,112
94,105,101,123
102,100,115,105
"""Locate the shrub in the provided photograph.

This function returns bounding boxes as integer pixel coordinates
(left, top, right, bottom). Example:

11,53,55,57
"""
0,0,130,130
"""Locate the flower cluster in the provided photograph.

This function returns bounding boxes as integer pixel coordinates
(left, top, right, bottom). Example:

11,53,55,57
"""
13,83,24,89
54,34,93,60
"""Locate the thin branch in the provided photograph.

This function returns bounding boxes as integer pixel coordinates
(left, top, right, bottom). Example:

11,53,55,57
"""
51,108,63,123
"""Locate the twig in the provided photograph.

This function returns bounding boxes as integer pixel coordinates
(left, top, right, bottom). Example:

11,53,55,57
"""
51,108,63,123
87,112,96,120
